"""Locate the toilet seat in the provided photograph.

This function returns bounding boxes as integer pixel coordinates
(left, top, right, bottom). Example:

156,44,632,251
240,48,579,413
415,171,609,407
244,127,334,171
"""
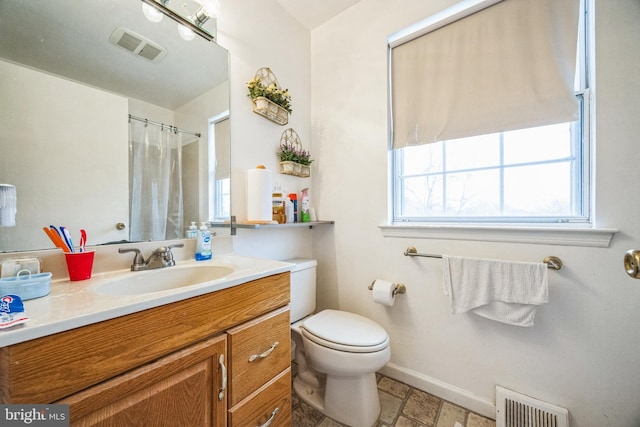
300,309,389,353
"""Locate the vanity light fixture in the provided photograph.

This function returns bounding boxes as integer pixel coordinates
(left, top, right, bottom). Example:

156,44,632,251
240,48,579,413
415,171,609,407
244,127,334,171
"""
192,4,214,26
178,2,217,41
140,0,217,42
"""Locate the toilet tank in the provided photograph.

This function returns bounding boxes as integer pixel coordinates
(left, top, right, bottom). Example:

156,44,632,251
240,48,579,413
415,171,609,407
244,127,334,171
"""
284,258,317,323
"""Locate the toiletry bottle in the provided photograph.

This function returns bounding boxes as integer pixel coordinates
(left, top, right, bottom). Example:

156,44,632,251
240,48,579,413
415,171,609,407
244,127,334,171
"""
300,188,311,222
195,222,212,261
186,221,198,239
288,193,298,222
272,187,286,224
285,196,294,223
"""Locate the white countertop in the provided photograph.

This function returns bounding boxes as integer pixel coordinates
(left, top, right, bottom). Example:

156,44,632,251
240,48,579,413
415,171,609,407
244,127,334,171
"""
0,254,293,347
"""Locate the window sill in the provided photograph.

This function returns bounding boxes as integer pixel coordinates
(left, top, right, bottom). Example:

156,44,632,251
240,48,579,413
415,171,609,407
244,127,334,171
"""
379,223,617,248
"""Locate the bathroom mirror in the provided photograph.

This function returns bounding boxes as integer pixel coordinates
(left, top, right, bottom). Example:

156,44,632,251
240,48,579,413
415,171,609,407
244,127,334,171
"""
0,0,231,253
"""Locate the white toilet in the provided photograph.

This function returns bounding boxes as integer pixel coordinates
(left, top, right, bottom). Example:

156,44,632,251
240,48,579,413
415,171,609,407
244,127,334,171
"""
286,258,391,427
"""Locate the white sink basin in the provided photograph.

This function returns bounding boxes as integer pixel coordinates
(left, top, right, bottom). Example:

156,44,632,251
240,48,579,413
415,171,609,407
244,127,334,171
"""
94,265,234,296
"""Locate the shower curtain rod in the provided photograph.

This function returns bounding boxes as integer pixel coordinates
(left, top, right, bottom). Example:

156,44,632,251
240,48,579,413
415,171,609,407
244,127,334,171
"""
129,114,201,138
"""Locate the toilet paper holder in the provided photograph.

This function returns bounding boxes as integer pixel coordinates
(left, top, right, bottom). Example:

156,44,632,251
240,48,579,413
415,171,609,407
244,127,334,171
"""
368,281,406,296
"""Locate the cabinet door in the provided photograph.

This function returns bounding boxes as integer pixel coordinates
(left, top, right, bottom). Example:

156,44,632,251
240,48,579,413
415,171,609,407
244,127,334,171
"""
227,306,291,406
59,335,227,427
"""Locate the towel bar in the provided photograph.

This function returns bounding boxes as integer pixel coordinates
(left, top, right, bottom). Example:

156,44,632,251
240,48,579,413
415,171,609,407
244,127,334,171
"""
403,246,563,271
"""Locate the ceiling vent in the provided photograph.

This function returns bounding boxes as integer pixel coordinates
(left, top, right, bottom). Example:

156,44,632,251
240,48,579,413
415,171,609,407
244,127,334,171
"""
109,27,167,63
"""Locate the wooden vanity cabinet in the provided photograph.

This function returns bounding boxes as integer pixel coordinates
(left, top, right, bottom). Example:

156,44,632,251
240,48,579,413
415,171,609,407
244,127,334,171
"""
0,272,291,427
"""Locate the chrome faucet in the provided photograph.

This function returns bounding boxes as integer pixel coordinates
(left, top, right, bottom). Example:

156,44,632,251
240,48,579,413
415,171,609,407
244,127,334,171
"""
119,243,184,271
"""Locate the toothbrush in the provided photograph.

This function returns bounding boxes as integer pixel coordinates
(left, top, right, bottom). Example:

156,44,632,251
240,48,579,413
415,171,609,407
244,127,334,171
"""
79,229,87,252
60,226,75,253
43,226,71,253
49,225,67,251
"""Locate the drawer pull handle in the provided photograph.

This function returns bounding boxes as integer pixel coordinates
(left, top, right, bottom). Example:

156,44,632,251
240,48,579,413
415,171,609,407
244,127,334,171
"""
218,354,227,401
249,341,279,362
257,407,280,427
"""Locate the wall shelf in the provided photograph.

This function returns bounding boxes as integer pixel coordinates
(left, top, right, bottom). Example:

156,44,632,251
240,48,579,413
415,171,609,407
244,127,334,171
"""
235,220,334,230
212,217,334,235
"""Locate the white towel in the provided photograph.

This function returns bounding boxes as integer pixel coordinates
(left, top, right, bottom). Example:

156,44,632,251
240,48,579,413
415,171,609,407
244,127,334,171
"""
442,256,548,327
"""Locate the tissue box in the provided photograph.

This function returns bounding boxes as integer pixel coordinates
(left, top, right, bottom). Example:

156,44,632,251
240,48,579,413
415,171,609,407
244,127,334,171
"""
0,271,51,300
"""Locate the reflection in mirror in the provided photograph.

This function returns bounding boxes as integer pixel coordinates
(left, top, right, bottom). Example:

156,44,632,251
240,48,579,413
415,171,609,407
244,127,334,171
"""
0,0,230,253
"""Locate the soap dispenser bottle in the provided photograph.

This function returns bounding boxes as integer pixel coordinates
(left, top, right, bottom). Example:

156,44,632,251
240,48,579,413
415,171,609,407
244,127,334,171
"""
195,222,212,261
186,221,198,239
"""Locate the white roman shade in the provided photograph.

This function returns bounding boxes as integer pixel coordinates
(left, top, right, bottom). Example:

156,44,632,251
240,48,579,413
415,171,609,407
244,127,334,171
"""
390,0,581,149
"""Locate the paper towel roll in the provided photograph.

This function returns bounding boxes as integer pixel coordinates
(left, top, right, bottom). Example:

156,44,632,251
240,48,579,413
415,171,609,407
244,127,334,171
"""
247,166,273,223
372,279,395,306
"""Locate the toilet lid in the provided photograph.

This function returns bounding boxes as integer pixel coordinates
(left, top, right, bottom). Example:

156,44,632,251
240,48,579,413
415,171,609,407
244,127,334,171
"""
300,309,389,353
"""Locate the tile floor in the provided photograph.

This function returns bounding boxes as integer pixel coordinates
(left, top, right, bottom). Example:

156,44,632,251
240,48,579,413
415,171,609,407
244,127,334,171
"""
291,363,496,427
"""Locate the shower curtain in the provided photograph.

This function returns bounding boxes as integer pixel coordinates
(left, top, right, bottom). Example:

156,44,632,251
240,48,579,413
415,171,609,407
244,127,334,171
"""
128,119,184,241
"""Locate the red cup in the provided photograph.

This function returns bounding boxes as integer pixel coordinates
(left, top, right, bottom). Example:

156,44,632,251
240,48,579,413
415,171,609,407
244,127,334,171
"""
64,251,95,281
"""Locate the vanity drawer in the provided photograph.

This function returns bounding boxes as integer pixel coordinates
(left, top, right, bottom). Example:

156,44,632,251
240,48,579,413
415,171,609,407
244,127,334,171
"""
228,368,291,427
227,305,291,406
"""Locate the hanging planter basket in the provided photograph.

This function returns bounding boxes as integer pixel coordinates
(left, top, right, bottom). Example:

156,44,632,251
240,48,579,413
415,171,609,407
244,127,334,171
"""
249,68,290,126
279,160,310,178
252,96,288,125
278,128,311,178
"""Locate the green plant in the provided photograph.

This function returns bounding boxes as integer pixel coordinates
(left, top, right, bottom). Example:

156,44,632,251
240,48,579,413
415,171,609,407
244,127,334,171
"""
278,141,312,165
247,78,293,113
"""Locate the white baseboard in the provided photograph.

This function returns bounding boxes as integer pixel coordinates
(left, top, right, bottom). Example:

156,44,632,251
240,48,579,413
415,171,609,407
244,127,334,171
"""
379,362,496,420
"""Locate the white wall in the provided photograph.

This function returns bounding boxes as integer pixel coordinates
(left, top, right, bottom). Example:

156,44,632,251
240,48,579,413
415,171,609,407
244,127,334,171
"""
217,0,316,260
217,1,640,425
307,0,640,426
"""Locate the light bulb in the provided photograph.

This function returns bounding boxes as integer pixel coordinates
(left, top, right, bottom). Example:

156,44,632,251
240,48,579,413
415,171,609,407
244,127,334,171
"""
141,2,164,23
177,24,195,41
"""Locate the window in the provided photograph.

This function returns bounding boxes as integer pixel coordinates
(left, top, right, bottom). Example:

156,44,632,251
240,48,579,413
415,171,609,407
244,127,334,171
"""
214,177,230,220
394,101,586,222
208,114,231,222
390,0,589,225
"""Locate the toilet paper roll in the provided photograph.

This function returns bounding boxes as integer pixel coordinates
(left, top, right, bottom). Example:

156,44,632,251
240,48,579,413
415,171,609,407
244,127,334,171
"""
372,279,395,306
246,166,273,223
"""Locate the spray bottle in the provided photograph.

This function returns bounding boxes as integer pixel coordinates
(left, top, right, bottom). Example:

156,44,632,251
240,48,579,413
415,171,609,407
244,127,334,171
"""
288,193,298,222
300,188,311,222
